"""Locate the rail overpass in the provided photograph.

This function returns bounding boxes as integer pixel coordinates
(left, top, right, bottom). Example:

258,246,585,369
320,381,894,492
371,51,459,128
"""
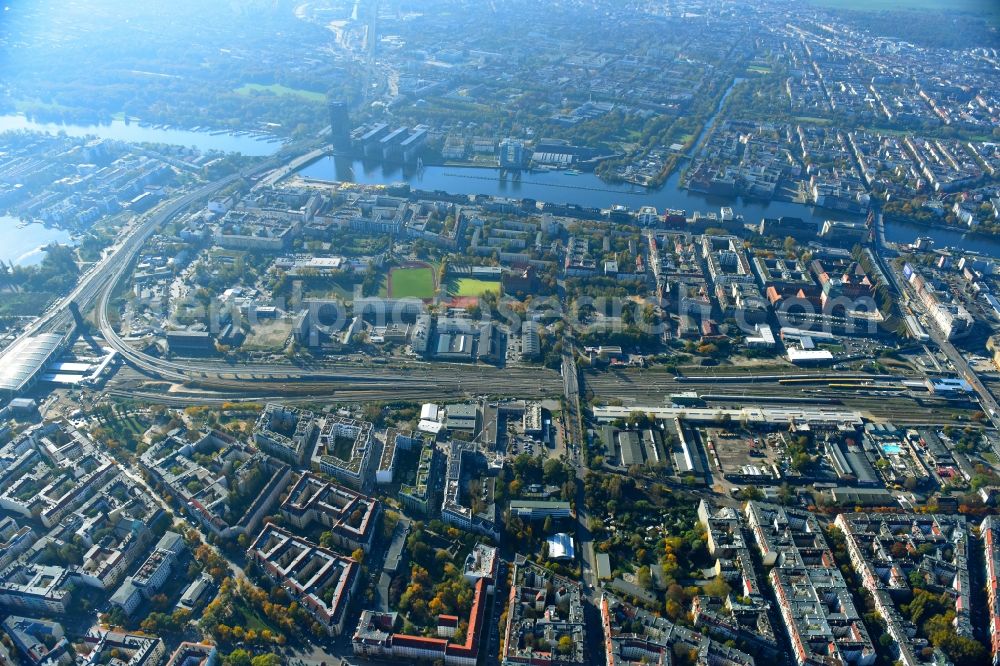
0,142,313,400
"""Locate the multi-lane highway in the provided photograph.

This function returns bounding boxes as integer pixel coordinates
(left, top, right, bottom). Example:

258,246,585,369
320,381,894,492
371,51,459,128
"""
4,141,300,365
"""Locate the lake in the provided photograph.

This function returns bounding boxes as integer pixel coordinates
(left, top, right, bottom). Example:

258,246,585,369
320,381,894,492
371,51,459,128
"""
0,216,75,267
0,115,281,156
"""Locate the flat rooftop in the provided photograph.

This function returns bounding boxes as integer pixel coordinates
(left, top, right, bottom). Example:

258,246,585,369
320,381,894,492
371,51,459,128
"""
0,333,64,394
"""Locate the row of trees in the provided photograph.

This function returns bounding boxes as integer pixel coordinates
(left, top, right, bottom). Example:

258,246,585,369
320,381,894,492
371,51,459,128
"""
222,650,281,666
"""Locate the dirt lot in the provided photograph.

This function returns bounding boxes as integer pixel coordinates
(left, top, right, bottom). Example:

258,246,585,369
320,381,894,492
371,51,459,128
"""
700,426,781,483
242,319,292,351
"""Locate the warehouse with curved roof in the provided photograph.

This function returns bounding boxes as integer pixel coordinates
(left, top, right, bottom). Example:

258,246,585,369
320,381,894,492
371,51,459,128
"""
0,333,65,398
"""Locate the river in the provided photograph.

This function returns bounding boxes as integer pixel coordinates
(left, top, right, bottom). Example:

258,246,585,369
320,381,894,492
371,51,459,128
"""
301,156,864,223
0,215,75,267
298,75,871,230
0,114,281,156
0,114,279,264
300,157,1000,256
298,69,999,257
882,216,1000,256
5,112,996,257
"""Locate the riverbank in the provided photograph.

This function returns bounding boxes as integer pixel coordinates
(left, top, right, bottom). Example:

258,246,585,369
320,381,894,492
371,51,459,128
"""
885,212,998,238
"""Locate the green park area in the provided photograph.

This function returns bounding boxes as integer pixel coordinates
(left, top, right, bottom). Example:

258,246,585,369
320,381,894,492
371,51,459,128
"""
388,266,436,299
447,277,500,298
234,83,326,103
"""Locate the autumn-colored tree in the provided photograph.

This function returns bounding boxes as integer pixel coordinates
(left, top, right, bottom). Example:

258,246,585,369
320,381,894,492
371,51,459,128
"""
250,655,281,666
702,575,731,599
224,649,252,666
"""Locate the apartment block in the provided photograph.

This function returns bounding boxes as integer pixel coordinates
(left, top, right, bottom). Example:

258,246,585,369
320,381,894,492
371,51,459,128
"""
165,643,218,666
834,512,972,666
313,417,377,491
602,591,755,666
254,403,318,465
984,516,1000,666
377,429,423,485
745,502,875,666
441,442,499,539
694,500,779,659
0,517,36,571
2,616,71,666
768,566,874,666
247,524,359,636
140,430,292,539
400,445,441,516
280,472,381,553
110,543,179,617
0,565,73,615
502,557,586,665
76,629,164,666
353,544,496,666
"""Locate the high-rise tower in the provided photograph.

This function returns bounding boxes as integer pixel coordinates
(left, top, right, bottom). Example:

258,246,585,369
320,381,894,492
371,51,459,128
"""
328,100,350,151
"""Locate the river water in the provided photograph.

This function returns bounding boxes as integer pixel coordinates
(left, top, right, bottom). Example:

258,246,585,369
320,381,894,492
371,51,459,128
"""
0,215,74,267
299,77,868,224
299,158,1000,257
0,114,281,156
3,112,996,258
882,217,1000,256
302,157,867,221
0,114,281,265
299,70,999,257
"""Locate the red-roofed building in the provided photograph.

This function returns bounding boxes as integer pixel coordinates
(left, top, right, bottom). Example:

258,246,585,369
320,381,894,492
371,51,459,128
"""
983,516,1000,666
247,523,359,636
353,545,496,666
438,614,459,638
